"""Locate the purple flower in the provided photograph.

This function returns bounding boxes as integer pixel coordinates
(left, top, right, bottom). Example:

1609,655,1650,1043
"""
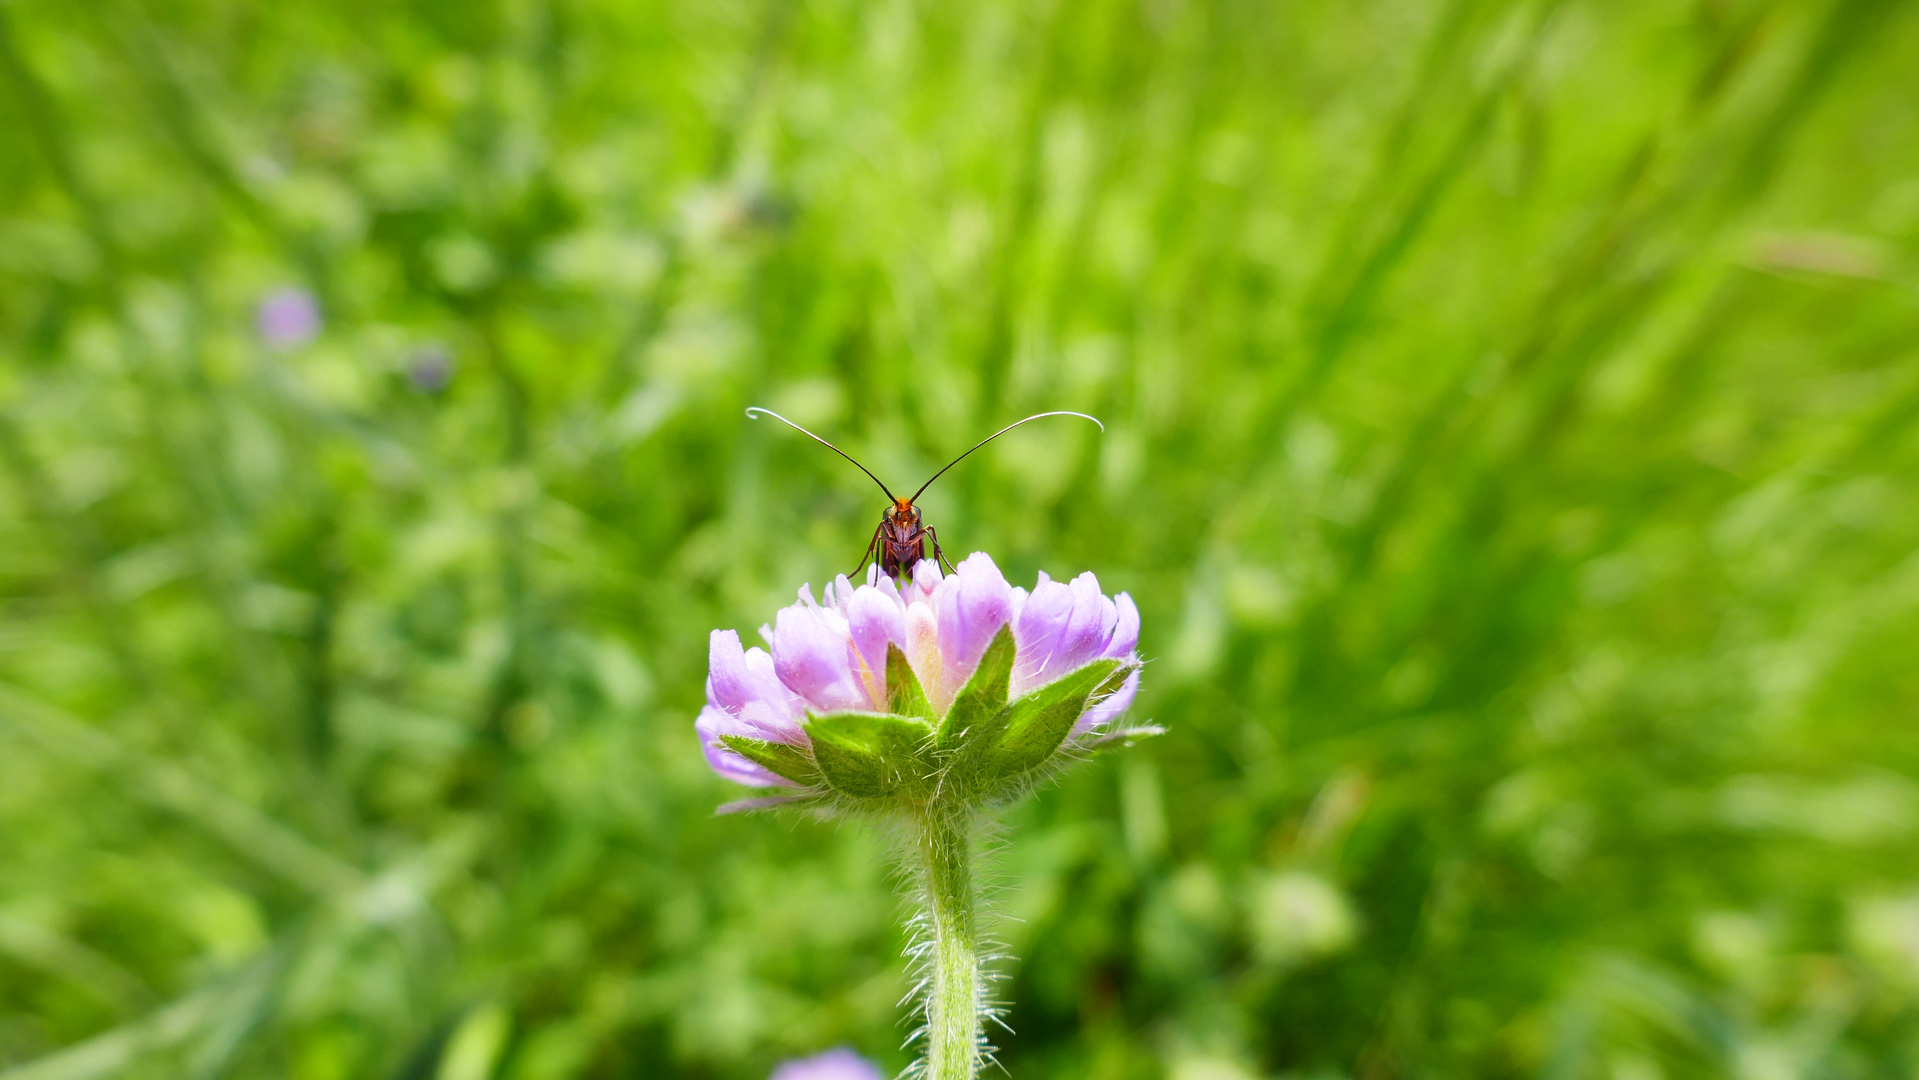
696,552,1143,786
769,1047,884,1080
407,343,455,392
256,287,321,348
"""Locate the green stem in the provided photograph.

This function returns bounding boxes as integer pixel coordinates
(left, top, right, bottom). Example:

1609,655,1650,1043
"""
914,805,980,1080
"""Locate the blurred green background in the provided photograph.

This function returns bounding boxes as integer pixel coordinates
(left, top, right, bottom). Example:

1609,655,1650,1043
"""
3,0,1919,1077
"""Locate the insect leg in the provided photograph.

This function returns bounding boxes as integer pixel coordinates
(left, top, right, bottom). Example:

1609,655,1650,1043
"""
850,524,883,582
923,525,958,575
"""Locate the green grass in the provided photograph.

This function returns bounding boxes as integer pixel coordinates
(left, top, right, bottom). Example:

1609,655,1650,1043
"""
3,0,1919,1077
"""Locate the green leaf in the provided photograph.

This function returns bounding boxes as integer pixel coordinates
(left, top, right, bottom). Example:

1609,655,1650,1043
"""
717,735,822,786
886,644,934,720
971,660,1128,786
805,711,936,798
934,626,1014,751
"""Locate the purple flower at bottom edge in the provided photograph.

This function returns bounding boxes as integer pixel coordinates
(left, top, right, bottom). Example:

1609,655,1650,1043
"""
696,551,1143,786
256,287,321,349
769,1048,884,1080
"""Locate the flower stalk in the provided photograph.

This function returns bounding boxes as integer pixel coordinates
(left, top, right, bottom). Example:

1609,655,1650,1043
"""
914,805,980,1080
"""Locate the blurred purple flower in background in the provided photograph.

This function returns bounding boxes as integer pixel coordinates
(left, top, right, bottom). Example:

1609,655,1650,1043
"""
769,1047,884,1080
407,342,455,393
696,551,1140,787
256,287,321,349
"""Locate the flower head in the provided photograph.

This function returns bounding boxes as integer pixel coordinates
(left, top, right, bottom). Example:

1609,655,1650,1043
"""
696,552,1147,803
769,1047,884,1080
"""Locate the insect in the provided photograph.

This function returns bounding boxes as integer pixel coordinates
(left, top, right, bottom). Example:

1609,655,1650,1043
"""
745,407,1104,582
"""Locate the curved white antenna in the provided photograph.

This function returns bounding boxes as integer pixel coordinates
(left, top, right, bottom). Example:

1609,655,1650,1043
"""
745,407,898,502
909,411,1104,503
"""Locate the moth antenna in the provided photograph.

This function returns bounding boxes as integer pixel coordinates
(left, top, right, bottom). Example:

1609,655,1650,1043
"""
909,411,1104,504
745,407,899,502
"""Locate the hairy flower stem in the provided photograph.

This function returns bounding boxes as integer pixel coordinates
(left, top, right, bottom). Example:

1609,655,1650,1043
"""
913,804,980,1080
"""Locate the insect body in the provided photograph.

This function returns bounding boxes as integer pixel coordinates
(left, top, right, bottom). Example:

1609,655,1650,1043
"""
873,495,934,582
745,407,1104,582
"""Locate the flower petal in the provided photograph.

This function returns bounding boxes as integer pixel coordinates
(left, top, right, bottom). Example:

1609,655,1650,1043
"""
937,552,1014,698
846,584,906,708
1056,571,1113,671
908,558,942,600
905,599,942,705
1012,575,1074,696
1073,667,1140,735
706,629,754,711
696,705,786,786
707,630,808,742
1106,592,1140,659
771,603,868,712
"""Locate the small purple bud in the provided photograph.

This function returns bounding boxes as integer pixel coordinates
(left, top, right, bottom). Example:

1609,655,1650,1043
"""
256,287,321,349
769,1047,884,1080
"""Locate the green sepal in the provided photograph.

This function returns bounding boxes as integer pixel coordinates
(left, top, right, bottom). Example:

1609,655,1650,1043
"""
1090,724,1165,748
805,711,936,798
886,644,935,720
934,626,1014,751
717,735,822,786
981,659,1129,779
